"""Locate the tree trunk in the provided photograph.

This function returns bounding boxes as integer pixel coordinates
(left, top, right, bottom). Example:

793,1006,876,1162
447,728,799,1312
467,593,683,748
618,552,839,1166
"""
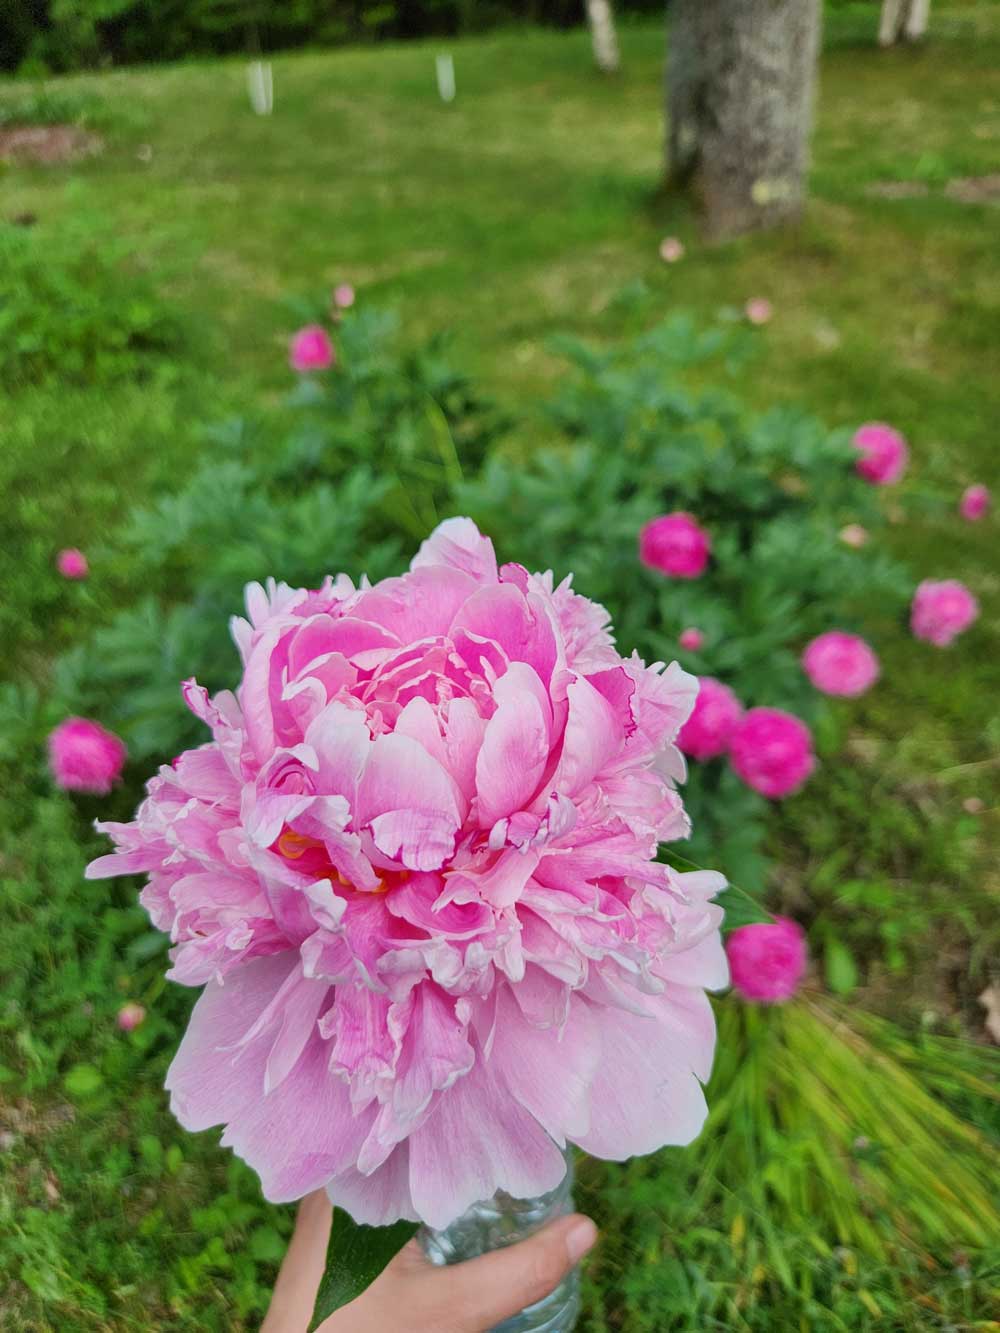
587,0,620,73
665,0,823,241
879,0,931,46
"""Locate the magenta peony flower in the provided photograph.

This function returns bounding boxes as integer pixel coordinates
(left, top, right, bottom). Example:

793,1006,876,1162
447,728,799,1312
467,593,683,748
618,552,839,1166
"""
117,1002,147,1032
88,518,727,1229
852,422,908,486
678,627,704,653
677,677,743,762
289,325,334,372
49,718,126,795
639,513,711,579
959,484,990,522
802,631,879,698
659,236,684,263
744,298,773,326
726,917,806,1003
838,523,869,549
729,708,814,800
56,548,89,580
910,579,979,647
333,283,356,310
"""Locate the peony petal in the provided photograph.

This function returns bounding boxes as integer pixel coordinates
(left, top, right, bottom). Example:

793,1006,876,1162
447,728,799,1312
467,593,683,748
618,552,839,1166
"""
574,990,713,1159
475,664,551,828
408,1050,566,1229
410,516,498,585
489,986,598,1143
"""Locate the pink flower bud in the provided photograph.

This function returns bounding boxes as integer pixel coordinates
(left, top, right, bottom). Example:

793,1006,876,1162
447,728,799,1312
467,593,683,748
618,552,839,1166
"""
333,283,356,309
678,677,743,761
48,718,127,795
745,298,773,326
838,524,869,548
726,917,807,1003
730,707,815,799
659,236,684,263
56,548,88,579
289,324,334,373
678,627,704,652
910,579,979,647
117,1003,146,1032
959,484,989,522
639,513,711,579
852,422,908,485
802,631,879,698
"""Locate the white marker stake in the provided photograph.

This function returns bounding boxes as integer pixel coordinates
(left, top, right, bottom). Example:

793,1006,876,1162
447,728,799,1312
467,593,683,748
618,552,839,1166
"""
436,53,456,104
247,60,274,116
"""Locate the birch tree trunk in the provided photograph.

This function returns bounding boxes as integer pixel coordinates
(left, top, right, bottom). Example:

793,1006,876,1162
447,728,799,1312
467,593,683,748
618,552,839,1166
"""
587,0,620,74
666,0,823,240
879,0,931,46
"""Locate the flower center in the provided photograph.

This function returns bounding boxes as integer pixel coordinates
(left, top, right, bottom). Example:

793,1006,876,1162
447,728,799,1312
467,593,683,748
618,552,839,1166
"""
275,828,408,895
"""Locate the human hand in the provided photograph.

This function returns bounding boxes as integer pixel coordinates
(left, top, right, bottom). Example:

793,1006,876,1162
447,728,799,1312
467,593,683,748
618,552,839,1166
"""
262,1189,598,1333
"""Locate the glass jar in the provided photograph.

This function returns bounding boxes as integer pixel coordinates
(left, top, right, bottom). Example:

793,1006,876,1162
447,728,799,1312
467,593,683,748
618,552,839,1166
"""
418,1149,580,1332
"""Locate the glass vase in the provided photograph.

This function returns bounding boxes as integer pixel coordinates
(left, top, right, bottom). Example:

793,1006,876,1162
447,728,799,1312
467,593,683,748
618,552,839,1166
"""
417,1149,580,1333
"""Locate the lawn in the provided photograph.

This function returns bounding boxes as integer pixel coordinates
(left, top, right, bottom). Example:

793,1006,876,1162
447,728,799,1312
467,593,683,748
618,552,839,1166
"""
1,7,998,1330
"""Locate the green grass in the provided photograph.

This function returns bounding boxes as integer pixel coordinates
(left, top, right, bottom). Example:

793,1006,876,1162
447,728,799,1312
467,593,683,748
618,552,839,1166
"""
2,8,999,1329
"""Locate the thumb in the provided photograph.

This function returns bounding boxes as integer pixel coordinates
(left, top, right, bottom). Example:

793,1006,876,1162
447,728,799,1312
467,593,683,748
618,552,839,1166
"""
418,1212,598,1333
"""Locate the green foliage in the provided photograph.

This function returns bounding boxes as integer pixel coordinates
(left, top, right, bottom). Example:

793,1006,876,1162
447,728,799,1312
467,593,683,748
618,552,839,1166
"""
0,82,128,130
2,0,663,74
0,216,187,392
51,302,500,760
458,316,913,889
577,1000,1000,1331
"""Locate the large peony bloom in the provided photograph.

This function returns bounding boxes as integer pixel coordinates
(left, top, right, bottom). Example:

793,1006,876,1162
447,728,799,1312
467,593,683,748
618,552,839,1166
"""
729,707,814,800
88,519,726,1229
677,677,743,762
801,631,879,698
910,579,979,647
49,717,126,795
852,422,908,486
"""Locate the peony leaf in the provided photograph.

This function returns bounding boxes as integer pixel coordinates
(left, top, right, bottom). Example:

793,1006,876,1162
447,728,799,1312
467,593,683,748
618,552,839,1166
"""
310,1209,419,1328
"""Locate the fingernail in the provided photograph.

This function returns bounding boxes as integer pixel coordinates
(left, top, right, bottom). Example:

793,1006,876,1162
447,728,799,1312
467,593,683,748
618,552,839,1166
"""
566,1217,598,1263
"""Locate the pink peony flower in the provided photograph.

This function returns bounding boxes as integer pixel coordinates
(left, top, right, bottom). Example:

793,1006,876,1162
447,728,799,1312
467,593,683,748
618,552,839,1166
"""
117,1002,147,1032
49,718,126,795
677,678,743,762
838,524,869,549
744,298,773,326
729,708,815,800
910,579,979,647
852,422,908,486
333,283,356,310
639,513,711,580
726,917,807,1003
289,325,334,373
959,484,990,522
56,548,88,580
88,518,727,1229
678,627,704,653
802,631,880,698
659,237,684,264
